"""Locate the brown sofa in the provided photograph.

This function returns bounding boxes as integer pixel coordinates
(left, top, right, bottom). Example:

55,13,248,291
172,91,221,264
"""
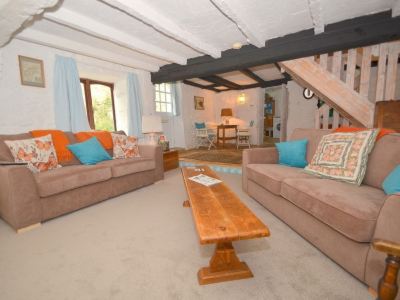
0,131,164,231
242,128,400,295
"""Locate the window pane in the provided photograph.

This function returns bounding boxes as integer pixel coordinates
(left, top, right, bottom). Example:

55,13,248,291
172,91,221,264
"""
155,102,161,112
166,103,172,113
160,92,165,102
90,84,115,131
166,93,171,103
160,102,166,112
160,83,165,91
165,84,171,93
155,92,160,101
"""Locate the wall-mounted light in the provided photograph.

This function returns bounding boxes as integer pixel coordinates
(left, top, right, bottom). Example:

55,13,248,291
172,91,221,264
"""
237,92,246,105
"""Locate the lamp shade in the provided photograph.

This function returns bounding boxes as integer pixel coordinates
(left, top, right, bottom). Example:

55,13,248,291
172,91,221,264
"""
221,108,233,117
142,115,162,133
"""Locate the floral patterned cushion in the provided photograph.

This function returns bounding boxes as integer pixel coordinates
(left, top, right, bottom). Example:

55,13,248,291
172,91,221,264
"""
111,133,140,159
304,129,379,185
4,134,60,173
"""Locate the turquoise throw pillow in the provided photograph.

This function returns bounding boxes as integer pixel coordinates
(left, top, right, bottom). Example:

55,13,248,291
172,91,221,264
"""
195,122,206,129
382,165,400,195
67,137,112,165
275,139,308,168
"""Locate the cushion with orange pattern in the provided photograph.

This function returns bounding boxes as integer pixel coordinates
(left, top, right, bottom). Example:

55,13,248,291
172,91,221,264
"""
31,129,73,162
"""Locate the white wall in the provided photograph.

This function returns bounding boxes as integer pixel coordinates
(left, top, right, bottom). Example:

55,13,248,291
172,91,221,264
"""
286,80,318,138
214,88,264,145
0,39,154,134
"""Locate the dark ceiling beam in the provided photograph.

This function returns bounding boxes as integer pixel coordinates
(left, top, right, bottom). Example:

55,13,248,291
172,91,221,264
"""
182,80,221,92
152,11,400,83
199,75,241,89
274,62,291,81
241,78,289,90
239,69,266,84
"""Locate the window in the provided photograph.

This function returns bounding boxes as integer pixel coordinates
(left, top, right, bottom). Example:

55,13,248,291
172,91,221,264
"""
155,83,173,113
80,79,117,131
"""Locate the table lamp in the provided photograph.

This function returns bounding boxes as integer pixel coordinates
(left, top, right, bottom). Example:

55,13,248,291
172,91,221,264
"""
142,115,163,144
221,108,233,125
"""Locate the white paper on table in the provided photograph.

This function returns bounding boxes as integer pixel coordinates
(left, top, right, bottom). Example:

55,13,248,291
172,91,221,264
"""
188,174,222,187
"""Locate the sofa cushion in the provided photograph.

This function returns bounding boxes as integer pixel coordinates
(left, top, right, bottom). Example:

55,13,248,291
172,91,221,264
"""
99,157,155,178
34,164,112,197
246,164,315,195
289,128,332,163
363,133,400,189
281,178,386,242
0,133,32,161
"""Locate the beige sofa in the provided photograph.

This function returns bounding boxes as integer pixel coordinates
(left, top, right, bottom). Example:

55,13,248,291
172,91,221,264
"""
0,131,164,232
242,128,400,294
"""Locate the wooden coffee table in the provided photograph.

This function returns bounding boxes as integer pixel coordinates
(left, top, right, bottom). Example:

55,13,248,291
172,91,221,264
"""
181,166,270,285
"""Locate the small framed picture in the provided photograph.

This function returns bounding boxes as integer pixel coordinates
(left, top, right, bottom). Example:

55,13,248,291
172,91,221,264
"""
194,96,205,110
18,55,45,88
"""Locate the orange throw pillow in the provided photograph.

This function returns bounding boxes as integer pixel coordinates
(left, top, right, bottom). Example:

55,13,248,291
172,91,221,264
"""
31,130,73,162
74,131,113,150
334,126,396,140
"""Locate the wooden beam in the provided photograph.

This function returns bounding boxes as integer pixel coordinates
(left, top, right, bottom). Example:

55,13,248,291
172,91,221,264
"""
280,58,374,127
376,43,389,101
359,46,372,98
384,41,400,100
102,0,220,58
0,0,59,47
16,28,159,72
182,80,220,92
274,63,291,80
210,0,264,47
239,69,266,84
200,75,241,90
345,49,357,89
307,0,325,34
152,11,400,83
44,7,186,65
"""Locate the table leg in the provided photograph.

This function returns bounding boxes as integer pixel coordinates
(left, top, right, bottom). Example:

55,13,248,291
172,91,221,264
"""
197,242,253,285
217,127,220,146
222,128,225,148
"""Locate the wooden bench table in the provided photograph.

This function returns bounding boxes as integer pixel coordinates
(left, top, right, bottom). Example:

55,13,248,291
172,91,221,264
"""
181,166,270,285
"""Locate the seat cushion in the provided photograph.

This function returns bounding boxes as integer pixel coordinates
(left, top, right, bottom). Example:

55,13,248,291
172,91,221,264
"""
281,178,386,242
34,165,112,197
246,164,315,195
99,158,155,178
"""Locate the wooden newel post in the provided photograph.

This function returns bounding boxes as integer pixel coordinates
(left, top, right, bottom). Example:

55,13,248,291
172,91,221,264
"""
378,255,400,300
373,239,400,300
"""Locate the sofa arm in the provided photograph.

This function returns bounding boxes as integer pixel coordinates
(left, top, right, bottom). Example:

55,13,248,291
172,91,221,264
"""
139,144,164,181
365,195,400,289
242,147,279,192
0,165,42,230
373,195,400,248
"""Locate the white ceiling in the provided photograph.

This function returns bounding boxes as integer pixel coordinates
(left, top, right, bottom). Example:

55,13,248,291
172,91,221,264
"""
0,0,397,73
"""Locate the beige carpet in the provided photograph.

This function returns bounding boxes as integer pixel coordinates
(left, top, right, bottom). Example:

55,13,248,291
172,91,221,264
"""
0,170,372,300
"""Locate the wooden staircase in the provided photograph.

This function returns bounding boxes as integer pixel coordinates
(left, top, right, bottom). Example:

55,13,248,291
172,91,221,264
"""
280,40,400,129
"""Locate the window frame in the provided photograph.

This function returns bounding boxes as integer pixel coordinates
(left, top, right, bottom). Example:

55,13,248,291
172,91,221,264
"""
80,78,117,131
154,83,173,114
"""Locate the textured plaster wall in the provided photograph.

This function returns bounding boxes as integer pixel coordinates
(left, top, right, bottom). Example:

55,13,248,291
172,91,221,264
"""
0,39,154,134
214,88,264,145
286,80,318,139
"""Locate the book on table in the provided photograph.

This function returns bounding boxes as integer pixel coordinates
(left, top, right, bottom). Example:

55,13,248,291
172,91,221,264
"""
188,174,222,187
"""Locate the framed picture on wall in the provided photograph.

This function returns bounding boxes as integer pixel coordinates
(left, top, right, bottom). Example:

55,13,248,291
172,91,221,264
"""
18,55,45,88
194,96,205,110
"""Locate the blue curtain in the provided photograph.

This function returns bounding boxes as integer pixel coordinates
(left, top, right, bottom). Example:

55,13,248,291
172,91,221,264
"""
171,82,181,117
53,55,90,132
127,73,143,137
